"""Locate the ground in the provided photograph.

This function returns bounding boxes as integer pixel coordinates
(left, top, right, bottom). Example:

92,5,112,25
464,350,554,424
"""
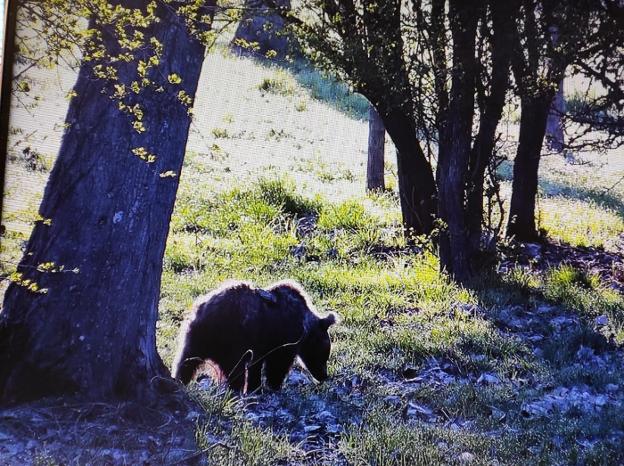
1,44,624,465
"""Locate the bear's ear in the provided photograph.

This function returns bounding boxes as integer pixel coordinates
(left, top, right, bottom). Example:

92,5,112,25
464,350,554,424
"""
321,313,337,329
258,289,278,305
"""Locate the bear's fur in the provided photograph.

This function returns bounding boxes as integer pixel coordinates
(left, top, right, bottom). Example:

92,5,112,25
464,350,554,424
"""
172,280,336,393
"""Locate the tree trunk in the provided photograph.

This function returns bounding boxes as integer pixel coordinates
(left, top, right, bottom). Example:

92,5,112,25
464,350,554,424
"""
382,110,437,237
507,95,552,241
466,0,518,252
545,78,565,152
436,0,479,283
232,0,294,59
367,104,385,192
0,2,211,404
359,0,436,236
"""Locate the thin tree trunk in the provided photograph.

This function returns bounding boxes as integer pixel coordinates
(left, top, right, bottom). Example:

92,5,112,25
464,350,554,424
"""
0,2,211,404
466,0,518,253
436,0,479,283
507,95,552,241
382,110,437,237
545,78,565,152
430,0,449,125
367,104,385,192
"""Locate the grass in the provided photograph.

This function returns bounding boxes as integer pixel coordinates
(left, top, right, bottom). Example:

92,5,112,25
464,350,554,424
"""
255,57,369,120
155,173,624,464
292,65,370,120
538,197,624,249
543,265,624,340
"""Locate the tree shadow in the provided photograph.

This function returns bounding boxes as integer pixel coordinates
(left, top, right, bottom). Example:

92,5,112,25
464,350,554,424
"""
539,178,624,217
497,159,624,219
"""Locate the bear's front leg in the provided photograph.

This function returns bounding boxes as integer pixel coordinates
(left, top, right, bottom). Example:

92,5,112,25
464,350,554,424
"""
265,349,296,390
226,364,247,392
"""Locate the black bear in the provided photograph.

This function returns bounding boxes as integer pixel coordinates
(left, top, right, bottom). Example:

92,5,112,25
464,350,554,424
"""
172,280,337,393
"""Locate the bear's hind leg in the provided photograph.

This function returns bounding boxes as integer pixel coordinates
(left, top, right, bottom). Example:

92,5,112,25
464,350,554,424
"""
223,350,253,392
246,361,262,394
265,349,296,390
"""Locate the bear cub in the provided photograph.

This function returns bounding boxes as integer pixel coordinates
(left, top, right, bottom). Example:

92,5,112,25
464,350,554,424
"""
172,280,337,393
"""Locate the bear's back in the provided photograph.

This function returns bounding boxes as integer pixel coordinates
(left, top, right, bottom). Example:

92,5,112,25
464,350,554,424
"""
192,281,262,329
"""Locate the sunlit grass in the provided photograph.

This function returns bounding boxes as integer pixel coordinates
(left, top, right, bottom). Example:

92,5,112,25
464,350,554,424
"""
538,197,623,249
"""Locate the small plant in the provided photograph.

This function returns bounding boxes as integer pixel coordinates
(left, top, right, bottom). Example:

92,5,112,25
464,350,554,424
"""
10,146,50,172
267,128,293,141
294,99,307,112
209,143,228,161
252,177,321,217
211,127,230,139
258,70,296,97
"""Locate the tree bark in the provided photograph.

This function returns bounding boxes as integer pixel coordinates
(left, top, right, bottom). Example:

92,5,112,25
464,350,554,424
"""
507,95,552,241
366,104,385,192
0,2,211,404
506,5,570,242
545,78,565,152
382,110,437,237
356,0,437,235
436,0,479,283
466,0,518,252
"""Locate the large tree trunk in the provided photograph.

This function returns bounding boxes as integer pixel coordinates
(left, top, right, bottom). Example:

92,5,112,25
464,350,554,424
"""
0,2,211,404
382,110,437,237
367,104,385,192
466,0,518,253
436,0,479,283
360,0,436,236
507,95,552,241
545,78,565,152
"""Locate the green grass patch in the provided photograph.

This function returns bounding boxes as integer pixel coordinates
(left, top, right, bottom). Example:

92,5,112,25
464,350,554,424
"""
293,66,369,120
539,197,624,249
544,265,624,340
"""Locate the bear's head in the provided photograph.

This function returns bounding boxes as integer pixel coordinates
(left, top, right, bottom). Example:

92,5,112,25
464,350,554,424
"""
265,280,338,382
299,313,336,382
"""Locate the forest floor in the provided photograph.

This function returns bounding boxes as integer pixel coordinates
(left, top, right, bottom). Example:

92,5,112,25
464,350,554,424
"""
1,47,624,465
